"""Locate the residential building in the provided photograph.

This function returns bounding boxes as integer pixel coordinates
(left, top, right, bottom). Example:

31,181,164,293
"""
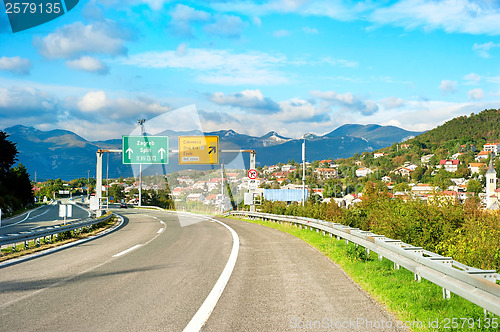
355,167,373,177
381,176,392,183
392,166,413,177
483,142,500,154
374,153,387,158
475,151,491,161
186,193,205,202
438,159,459,172
451,152,463,159
314,168,338,179
421,154,434,164
411,184,438,194
468,163,486,174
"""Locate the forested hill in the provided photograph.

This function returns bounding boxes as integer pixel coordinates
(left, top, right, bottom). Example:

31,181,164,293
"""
413,108,500,147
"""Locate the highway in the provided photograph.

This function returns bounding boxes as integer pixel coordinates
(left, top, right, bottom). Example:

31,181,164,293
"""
0,201,91,235
0,209,404,331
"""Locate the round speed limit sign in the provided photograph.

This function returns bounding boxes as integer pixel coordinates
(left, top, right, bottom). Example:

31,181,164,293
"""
247,169,258,179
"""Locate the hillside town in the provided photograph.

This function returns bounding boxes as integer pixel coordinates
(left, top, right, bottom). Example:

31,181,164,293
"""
34,141,500,212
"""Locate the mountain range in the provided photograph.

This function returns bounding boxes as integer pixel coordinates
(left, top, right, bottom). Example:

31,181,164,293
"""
3,124,421,180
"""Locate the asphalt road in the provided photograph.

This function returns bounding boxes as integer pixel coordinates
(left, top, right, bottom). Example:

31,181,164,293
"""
0,210,404,331
0,202,90,235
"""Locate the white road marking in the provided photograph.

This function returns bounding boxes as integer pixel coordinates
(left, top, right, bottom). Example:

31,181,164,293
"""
183,215,239,332
157,228,164,234
2,206,49,228
112,244,142,258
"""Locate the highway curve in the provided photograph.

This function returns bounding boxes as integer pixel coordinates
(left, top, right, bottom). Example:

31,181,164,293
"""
0,210,404,331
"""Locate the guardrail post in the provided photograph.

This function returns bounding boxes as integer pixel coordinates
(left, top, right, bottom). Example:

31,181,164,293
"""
414,274,421,282
443,288,451,300
394,263,400,270
378,254,383,261
337,235,340,241
12,243,15,252
36,238,40,247
24,241,29,250
366,248,370,255
345,239,349,245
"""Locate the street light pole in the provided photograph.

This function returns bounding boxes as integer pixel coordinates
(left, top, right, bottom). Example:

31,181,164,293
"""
302,140,306,206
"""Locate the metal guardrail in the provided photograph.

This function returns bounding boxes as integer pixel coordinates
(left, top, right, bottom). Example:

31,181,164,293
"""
0,213,113,249
227,210,500,316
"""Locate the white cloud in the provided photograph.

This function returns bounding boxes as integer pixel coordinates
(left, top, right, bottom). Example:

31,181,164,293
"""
464,72,481,84
310,90,379,116
169,4,246,39
0,86,57,114
168,4,211,37
380,97,405,110
273,29,290,38
370,0,500,35
320,56,358,68
214,1,500,35
204,15,246,38
66,56,110,75
210,89,280,112
78,91,107,112
121,48,288,85
33,21,131,59
468,88,484,100
440,80,457,94
302,26,318,34
253,16,262,26
0,56,32,75
473,42,500,58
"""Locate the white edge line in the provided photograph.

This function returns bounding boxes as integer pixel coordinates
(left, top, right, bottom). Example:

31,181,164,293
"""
0,214,125,269
157,228,164,234
112,244,142,258
183,215,239,332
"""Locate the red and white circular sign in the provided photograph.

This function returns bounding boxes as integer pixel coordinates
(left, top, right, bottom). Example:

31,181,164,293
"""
247,169,258,179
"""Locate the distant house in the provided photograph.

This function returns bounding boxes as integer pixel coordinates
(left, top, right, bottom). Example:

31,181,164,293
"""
476,151,491,161
186,193,205,202
404,163,419,171
421,154,434,164
315,168,338,179
392,167,413,177
374,153,387,159
281,164,296,172
381,176,392,183
483,143,500,154
438,159,459,172
400,144,412,149
468,163,486,174
356,167,374,177
411,184,438,194
354,161,363,166
451,152,463,160
461,144,476,152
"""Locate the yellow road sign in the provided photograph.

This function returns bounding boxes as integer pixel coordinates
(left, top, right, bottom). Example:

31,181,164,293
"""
178,136,219,165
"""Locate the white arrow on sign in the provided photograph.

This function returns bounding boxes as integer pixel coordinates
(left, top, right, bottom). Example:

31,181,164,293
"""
158,147,166,159
126,147,134,159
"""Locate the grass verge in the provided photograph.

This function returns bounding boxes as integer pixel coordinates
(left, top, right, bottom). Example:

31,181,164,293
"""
230,216,499,332
0,213,117,263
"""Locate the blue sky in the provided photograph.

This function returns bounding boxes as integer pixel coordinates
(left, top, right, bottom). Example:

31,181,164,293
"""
1,0,500,141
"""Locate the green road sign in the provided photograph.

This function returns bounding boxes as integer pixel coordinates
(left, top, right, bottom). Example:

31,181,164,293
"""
122,136,169,164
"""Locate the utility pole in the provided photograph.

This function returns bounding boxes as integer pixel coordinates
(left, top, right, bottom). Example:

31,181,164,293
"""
87,170,90,200
302,140,306,206
138,118,146,207
221,163,224,213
